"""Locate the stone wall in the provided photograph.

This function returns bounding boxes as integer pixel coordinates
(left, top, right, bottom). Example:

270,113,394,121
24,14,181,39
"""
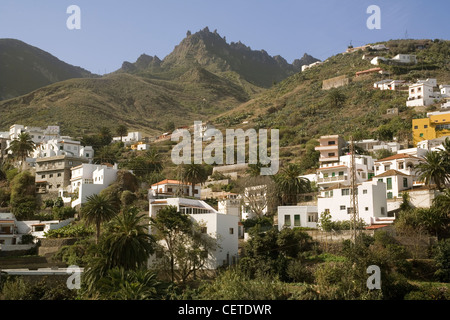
322,75,350,90
38,238,78,256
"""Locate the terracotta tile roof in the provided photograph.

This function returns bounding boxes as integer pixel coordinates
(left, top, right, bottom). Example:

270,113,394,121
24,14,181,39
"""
375,154,421,162
374,169,410,178
151,179,192,186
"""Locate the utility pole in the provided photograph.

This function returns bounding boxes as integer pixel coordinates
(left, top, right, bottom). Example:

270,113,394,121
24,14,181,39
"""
349,137,359,243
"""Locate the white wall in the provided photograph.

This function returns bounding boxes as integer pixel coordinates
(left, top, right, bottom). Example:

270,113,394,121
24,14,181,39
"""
148,198,239,269
277,206,318,230
318,181,387,225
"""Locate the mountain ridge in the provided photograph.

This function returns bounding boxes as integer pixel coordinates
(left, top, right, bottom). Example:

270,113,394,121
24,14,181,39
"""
0,39,97,100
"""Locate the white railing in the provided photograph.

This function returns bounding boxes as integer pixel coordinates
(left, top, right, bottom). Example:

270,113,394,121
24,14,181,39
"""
317,176,348,183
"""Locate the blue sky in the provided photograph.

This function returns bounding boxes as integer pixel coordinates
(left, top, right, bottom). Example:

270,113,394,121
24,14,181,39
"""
0,0,448,75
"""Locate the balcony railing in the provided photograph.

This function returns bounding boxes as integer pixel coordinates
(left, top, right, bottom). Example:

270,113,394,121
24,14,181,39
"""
317,176,348,183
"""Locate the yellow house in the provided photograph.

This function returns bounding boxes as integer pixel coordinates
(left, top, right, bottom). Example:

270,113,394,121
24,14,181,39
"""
412,113,450,146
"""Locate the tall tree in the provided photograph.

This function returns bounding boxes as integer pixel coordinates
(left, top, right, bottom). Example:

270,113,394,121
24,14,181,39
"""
81,194,118,243
7,132,35,167
179,163,208,197
416,151,447,191
116,125,128,142
326,88,346,109
150,205,192,282
101,207,155,270
273,163,311,205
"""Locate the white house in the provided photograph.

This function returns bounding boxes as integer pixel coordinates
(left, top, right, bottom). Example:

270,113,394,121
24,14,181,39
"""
373,79,392,89
301,61,322,71
440,84,450,97
370,56,388,66
374,153,423,183
406,82,438,107
8,124,60,144
418,78,437,87
317,180,388,226
374,169,413,201
136,143,150,151
16,218,74,239
0,213,20,246
392,54,417,64
32,138,94,161
148,197,239,269
217,193,241,218
150,179,201,199
70,163,119,207
316,154,375,189
277,206,318,230
112,131,142,144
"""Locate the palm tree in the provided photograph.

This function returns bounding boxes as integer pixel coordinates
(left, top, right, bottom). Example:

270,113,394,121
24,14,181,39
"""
7,132,35,168
81,194,118,243
273,163,311,205
116,125,128,142
433,188,450,217
439,137,450,176
416,151,447,191
180,163,208,197
101,207,154,270
95,267,162,300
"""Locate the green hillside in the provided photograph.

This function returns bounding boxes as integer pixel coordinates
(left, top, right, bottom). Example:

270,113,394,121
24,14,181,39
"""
0,39,96,100
211,39,450,166
0,28,317,137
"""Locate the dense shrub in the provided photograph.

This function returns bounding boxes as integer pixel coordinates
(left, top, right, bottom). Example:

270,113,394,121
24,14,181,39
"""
44,223,94,238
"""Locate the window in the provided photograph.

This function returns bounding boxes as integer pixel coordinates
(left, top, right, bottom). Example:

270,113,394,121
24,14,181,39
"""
403,178,408,188
86,153,90,157
34,225,45,232
42,174,46,178
328,152,335,157
194,189,199,194
387,192,393,199
332,172,336,177
57,173,61,177
384,165,390,171
365,207,369,211
341,189,350,196
49,174,53,178
386,178,392,190
347,207,354,214
339,171,344,176
167,187,173,193
399,163,404,169
328,141,336,145
284,215,291,227
420,133,424,137
424,125,428,129
340,205,346,210
363,189,368,194
323,173,329,178
229,228,234,234
294,215,300,227
414,125,418,129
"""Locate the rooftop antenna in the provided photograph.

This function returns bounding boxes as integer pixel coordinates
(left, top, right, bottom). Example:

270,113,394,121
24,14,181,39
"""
404,29,409,39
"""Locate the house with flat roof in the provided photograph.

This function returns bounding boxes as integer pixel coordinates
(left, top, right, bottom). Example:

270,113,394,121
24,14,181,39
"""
148,197,239,269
